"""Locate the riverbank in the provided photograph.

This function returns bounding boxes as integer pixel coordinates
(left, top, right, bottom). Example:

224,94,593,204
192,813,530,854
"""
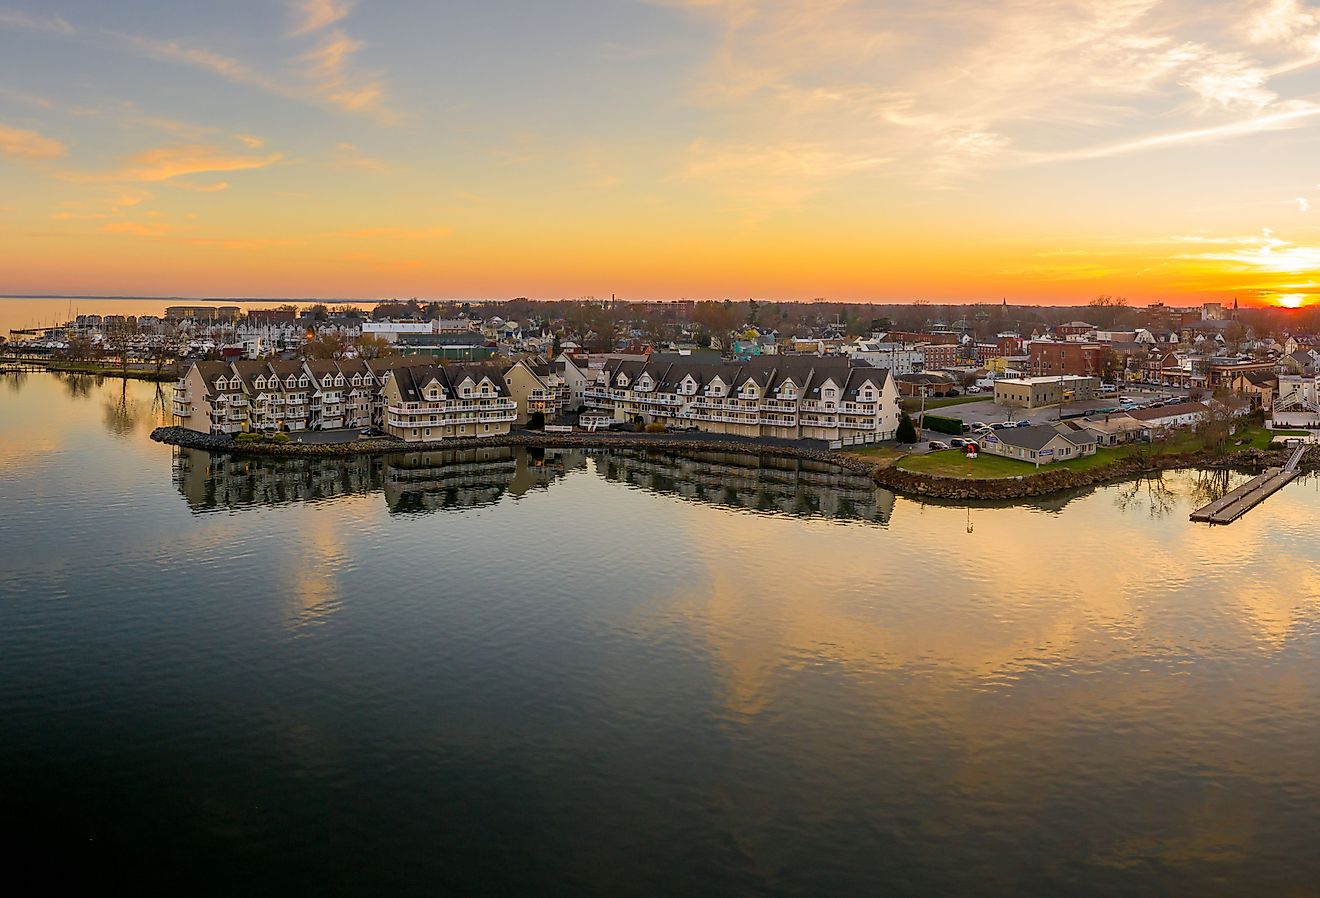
151,425,1316,501
3,359,178,382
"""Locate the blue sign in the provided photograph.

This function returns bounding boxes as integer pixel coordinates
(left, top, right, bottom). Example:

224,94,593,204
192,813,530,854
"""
1039,448,1054,456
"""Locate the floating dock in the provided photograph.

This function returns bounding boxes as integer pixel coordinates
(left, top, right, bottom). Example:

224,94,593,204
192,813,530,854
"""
1190,443,1306,525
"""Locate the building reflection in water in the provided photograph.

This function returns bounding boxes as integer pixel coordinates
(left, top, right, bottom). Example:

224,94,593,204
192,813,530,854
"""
598,449,894,524
172,445,895,524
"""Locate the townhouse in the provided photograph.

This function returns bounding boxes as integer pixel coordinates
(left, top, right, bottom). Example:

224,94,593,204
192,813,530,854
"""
582,355,900,444
504,357,573,424
381,365,517,442
175,358,381,434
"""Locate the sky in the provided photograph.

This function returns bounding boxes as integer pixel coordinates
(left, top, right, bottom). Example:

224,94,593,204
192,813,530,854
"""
2,0,1320,306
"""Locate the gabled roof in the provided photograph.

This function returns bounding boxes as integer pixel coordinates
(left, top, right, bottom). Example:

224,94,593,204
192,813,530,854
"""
989,424,1090,451
230,359,271,392
192,360,234,391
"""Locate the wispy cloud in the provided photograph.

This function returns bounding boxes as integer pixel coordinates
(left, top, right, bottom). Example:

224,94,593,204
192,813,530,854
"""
298,29,390,118
289,0,352,36
0,7,71,35
64,144,283,183
0,123,66,159
662,0,1320,189
0,6,392,120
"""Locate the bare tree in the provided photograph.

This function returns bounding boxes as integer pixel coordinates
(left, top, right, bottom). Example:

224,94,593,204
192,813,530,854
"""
354,333,395,360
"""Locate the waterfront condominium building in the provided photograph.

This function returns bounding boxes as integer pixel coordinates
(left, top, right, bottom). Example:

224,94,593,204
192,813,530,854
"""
503,357,573,424
582,355,900,444
175,358,392,434
381,365,517,442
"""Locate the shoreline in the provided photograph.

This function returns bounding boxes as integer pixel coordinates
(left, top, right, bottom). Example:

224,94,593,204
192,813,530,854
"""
150,426,1310,501
2,360,178,382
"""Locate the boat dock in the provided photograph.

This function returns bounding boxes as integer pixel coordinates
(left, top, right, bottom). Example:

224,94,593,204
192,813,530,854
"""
1190,443,1306,524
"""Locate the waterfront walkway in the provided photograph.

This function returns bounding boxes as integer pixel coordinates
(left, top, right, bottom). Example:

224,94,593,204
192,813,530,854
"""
1190,442,1306,524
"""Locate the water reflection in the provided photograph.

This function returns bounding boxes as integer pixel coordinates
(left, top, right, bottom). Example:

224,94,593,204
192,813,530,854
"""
172,445,896,523
599,448,894,523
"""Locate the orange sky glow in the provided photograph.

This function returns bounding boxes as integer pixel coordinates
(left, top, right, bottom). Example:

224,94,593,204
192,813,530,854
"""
3,1,1320,308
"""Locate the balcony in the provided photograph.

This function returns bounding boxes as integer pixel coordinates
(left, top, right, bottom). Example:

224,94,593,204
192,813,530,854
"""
761,398,796,411
171,402,192,416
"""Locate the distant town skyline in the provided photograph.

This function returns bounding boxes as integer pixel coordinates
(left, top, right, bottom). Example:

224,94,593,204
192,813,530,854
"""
3,1,1320,306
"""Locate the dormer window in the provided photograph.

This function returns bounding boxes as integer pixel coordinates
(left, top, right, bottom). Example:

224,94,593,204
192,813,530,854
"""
299,377,308,387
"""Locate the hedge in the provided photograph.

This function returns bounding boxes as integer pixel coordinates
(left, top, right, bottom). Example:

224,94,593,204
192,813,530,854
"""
923,414,964,435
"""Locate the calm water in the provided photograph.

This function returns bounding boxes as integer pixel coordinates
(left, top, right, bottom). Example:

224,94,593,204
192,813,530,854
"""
3,371,1320,895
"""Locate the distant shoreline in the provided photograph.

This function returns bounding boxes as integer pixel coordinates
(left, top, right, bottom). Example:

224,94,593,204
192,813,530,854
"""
150,426,1302,502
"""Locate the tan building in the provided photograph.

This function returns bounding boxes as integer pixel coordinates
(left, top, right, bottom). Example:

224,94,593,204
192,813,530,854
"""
504,357,572,424
994,375,1101,408
1230,371,1277,410
172,361,248,434
174,358,392,434
382,365,517,442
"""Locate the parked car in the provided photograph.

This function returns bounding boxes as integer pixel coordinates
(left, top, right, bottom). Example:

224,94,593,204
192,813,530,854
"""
991,421,1013,430
949,438,967,448
1015,420,1032,427
961,422,972,433
927,440,949,450
971,421,988,430
966,386,982,394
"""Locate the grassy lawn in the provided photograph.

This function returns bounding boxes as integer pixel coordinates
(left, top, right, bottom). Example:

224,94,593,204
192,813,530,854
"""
897,450,1042,479
899,395,984,411
842,446,906,464
896,425,1274,480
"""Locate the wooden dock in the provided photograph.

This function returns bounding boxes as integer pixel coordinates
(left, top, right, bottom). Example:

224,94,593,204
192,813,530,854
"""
1190,443,1306,525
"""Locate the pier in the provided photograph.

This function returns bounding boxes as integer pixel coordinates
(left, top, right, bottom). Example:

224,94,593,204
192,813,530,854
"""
1190,443,1306,524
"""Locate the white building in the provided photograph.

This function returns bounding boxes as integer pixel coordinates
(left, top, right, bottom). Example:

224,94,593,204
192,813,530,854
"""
582,355,900,444
1272,374,1320,428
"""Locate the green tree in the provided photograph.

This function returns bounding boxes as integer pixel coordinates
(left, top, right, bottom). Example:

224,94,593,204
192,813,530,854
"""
896,410,918,443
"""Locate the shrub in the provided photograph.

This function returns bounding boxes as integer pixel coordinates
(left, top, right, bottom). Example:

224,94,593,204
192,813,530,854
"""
644,422,666,433
896,411,917,443
235,432,261,442
923,414,964,435
271,433,291,444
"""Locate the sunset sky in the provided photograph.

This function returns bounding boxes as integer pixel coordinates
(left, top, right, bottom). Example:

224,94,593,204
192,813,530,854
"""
3,0,1320,305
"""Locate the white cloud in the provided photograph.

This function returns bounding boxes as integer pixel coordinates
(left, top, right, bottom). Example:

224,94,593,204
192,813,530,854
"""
662,0,1320,188
1296,197,1310,212
289,0,352,37
0,8,72,34
0,123,66,159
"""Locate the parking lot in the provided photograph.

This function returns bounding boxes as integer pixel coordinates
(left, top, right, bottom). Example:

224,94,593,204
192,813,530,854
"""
908,384,1195,451
917,384,1193,429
